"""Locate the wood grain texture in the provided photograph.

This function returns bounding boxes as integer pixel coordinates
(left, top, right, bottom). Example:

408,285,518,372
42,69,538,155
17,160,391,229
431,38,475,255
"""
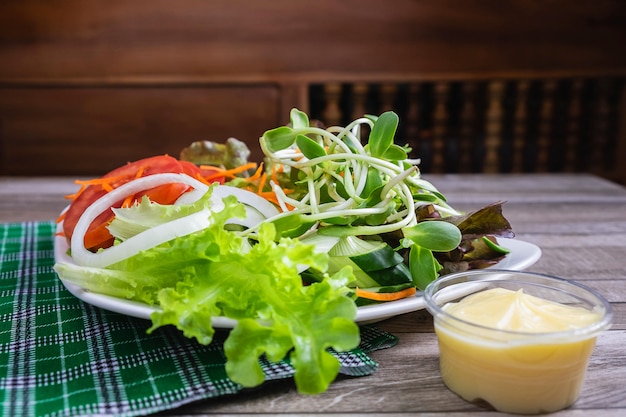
0,86,279,174
1,0,625,80
1,173,625,415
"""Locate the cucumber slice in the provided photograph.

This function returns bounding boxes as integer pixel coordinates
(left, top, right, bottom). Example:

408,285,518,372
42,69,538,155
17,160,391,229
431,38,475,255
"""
365,262,413,286
350,244,404,271
329,236,403,271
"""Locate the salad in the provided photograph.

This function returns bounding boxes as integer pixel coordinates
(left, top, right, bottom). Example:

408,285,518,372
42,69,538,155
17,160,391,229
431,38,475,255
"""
54,109,513,394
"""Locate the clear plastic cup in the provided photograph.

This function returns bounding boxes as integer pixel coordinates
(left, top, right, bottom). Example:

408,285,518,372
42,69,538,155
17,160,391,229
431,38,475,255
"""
424,270,612,414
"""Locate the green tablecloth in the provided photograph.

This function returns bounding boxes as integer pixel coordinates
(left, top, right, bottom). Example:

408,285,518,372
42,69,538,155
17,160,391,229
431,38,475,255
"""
0,221,398,417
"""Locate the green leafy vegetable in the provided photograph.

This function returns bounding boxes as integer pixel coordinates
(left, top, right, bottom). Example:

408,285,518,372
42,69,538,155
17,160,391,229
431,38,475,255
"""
442,201,514,239
107,192,214,240
290,108,310,129
179,137,251,169
259,108,464,289
401,221,462,290
434,201,515,274
382,143,409,161
296,134,327,160
262,126,297,152
368,111,398,158
55,189,359,394
402,221,463,252
409,245,443,291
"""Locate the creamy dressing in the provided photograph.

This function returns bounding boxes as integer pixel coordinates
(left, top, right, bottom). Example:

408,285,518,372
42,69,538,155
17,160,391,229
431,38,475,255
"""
435,288,603,414
443,288,602,333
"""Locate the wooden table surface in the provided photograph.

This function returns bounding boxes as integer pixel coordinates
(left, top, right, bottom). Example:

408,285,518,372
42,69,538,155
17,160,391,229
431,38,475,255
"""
1,173,625,416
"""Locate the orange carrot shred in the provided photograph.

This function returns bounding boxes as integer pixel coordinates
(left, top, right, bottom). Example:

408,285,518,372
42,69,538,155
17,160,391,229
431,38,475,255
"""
248,163,264,181
101,182,114,192
194,172,212,186
65,183,87,201
134,166,146,179
355,286,417,302
74,174,127,193
257,172,267,194
201,162,258,181
121,194,134,208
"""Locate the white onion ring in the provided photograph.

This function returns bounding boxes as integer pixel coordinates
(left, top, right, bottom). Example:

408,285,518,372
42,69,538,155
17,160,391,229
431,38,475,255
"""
70,173,279,268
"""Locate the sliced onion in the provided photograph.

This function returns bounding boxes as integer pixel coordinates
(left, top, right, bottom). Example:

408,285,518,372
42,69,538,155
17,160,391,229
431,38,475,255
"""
174,187,207,205
70,173,279,268
71,173,209,267
210,185,280,219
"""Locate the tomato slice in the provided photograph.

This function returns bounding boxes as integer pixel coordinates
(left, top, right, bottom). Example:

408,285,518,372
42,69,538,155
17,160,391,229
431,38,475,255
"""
62,155,225,251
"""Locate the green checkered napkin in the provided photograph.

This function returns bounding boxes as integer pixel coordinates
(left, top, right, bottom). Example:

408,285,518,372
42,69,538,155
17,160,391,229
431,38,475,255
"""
0,221,398,417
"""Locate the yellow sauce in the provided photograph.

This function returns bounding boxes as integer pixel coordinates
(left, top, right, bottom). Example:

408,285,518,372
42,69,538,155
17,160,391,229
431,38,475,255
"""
435,288,603,414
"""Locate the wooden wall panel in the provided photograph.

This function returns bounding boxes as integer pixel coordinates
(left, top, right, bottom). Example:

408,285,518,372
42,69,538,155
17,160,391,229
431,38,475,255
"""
0,86,279,175
1,0,625,81
0,0,624,178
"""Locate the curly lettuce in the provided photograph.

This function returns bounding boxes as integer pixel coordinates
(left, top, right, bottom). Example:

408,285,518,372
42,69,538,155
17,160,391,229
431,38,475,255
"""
55,192,359,394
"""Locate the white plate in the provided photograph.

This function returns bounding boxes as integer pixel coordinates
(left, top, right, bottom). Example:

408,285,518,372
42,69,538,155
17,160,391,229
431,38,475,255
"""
54,227,541,326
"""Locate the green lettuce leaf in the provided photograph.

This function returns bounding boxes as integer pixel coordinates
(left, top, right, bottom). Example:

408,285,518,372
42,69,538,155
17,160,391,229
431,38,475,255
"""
55,192,359,394
148,222,359,394
107,192,215,241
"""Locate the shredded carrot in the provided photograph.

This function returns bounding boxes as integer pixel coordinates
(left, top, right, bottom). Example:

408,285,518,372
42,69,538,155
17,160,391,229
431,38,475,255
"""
56,211,67,224
256,191,276,202
73,174,127,194
200,162,297,210
194,172,212,186
256,188,294,198
121,194,134,208
66,167,150,204
121,168,148,208
256,191,292,210
134,165,146,179
201,162,258,181
98,180,115,192
355,286,417,302
257,172,267,194
64,183,87,201
247,163,264,181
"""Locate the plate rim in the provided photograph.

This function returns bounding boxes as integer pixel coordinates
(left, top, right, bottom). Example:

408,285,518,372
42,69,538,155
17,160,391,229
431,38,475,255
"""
353,237,542,323
54,225,541,326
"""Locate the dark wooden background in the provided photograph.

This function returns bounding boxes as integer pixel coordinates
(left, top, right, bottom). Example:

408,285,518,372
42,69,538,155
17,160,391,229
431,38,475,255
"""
1,0,625,182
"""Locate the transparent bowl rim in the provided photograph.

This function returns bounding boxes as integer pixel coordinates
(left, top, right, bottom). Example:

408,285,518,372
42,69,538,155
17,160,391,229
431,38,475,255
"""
424,269,613,341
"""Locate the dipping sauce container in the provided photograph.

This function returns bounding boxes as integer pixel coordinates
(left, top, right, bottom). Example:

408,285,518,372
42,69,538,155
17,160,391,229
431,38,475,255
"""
424,270,612,414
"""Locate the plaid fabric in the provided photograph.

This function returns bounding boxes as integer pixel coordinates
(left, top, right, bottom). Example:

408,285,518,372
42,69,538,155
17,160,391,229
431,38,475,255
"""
0,221,398,417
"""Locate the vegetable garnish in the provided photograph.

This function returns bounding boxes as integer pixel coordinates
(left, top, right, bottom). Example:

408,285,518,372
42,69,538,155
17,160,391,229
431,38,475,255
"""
55,180,357,394
355,286,418,302
60,154,226,251
54,109,515,395
258,109,464,290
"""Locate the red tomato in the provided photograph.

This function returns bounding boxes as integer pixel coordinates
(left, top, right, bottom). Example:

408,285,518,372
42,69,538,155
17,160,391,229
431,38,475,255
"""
62,155,224,251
